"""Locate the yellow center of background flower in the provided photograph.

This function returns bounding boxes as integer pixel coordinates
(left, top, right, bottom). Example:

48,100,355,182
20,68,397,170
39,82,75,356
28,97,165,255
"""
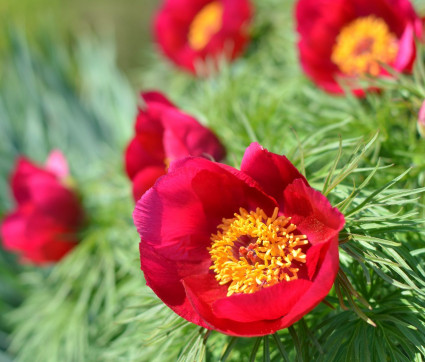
209,207,308,296
188,1,224,51
331,16,398,76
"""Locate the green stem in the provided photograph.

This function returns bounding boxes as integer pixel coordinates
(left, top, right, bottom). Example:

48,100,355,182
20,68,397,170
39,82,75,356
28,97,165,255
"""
262,335,270,362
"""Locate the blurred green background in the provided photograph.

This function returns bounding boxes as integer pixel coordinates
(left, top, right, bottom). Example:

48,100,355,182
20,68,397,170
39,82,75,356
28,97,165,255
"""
0,2,159,357
0,0,157,71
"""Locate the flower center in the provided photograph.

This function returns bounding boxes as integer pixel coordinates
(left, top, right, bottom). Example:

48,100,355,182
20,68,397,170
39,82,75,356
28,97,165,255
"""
209,207,309,296
331,16,398,76
188,1,224,51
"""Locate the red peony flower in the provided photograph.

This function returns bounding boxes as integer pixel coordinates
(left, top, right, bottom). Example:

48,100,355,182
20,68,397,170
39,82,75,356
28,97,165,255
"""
0,151,83,265
154,0,252,74
295,0,424,96
134,143,345,336
125,91,226,201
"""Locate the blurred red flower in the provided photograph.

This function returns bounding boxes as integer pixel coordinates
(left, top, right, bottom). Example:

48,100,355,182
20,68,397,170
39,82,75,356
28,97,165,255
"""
154,0,252,74
1,151,83,265
125,91,226,201
134,143,345,336
296,0,423,96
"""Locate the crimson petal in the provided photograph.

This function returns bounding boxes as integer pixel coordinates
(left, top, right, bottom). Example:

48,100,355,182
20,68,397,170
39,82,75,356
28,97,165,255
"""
140,242,210,329
282,179,345,245
134,156,277,261
241,143,308,206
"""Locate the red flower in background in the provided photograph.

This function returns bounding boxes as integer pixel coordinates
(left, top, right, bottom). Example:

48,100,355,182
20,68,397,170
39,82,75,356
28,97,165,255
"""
1,151,83,265
125,91,226,201
134,143,345,336
296,0,424,96
154,0,252,74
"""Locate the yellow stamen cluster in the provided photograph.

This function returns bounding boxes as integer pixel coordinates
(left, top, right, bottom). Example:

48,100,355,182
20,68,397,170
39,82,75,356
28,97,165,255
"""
209,207,309,296
331,15,398,76
188,1,224,51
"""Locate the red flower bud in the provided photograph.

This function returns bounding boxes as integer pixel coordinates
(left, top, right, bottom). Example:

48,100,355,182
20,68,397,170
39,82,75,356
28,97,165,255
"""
133,143,345,336
1,151,83,265
124,91,226,201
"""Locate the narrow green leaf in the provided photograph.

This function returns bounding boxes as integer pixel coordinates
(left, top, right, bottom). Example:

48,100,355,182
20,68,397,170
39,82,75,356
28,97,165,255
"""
220,337,238,362
249,337,262,362
272,333,290,362
288,326,304,362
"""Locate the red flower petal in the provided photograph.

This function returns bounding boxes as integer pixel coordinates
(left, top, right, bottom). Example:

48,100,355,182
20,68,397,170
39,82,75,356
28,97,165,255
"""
161,108,226,162
154,0,252,73
135,92,175,135
22,239,76,265
306,240,331,280
134,157,277,261
124,137,165,180
27,174,83,228
24,215,78,264
212,278,313,323
200,0,252,65
11,157,55,204
154,0,211,72
141,91,176,108
281,179,345,245
45,150,69,180
132,166,167,202
240,143,308,206
140,242,211,329
277,238,339,328
1,209,28,251
393,24,416,71
36,239,77,264
2,206,79,265
182,273,288,336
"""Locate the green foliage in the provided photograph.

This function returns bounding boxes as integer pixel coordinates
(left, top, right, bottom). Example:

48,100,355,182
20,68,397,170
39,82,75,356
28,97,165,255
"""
1,0,425,360
0,28,135,360
0,27,134,210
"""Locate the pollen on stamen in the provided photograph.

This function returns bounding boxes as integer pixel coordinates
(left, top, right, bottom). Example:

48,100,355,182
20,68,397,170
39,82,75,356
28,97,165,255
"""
209,207,309,297
331,15,399,76
188,1,224,51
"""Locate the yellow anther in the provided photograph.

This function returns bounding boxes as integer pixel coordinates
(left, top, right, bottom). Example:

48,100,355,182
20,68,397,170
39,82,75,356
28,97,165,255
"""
188,1,224,51
209,207,309,296
331,16,398,76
